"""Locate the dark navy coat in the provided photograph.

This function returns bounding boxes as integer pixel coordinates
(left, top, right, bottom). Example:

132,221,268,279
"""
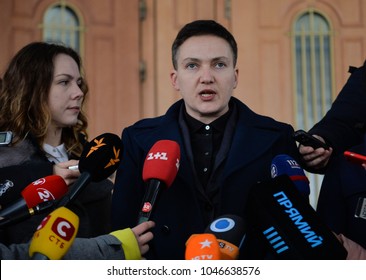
111,97,301,259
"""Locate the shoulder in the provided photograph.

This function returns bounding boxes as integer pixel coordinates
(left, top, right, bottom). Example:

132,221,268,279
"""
122,100,183,140
233,97,293,131
0,139,37,168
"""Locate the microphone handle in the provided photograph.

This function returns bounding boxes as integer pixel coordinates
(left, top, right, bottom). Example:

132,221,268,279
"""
0,200,56,229
31,252,49,260
138,179,164,224
57,172,91,207
0,199,27,218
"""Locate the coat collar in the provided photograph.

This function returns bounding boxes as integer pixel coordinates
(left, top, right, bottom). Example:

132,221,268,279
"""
132,97,288,180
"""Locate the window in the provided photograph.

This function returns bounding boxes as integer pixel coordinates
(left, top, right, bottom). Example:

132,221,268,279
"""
41,1,84,53
292,10,333,130
291,9,334,207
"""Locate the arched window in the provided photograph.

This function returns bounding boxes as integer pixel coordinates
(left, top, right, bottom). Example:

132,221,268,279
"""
292,10,334,130
40,2,84,53
291,9,334,206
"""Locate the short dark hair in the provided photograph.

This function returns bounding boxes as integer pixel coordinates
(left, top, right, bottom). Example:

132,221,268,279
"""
171,20,238,69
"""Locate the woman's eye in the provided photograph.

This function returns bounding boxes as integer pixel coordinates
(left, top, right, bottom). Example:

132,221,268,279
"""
215,62,226,68
59,80,69,86
186,63,197,69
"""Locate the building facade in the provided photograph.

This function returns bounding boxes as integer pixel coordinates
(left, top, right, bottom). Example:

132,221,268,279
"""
1,0,366,204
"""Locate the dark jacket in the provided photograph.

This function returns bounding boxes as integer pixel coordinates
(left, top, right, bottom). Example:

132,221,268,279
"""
310,60,366,156
0,135,113,245
317,141,366,249
111,97,301,259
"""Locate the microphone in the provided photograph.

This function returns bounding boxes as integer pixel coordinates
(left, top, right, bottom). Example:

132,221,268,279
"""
185,233,221,260
0,175,68,226
57,133,122,207
205,214,246,260
137,140,180,224
29,206,79,260
271,154,310,201
246,175,348,259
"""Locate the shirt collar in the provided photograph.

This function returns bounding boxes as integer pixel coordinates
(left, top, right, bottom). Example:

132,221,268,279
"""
183,104,232,133
43,143,69,163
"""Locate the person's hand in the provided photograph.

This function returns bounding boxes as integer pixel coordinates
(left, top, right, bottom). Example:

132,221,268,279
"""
131,221,155,256
362,163,366,170
298,135,333,170
336,233,366,260
53,159,80,185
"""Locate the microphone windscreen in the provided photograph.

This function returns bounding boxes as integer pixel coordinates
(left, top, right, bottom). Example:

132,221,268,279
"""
29,206,79,260
79,133,122,182
185,233,221,260
142,140,180,187
246,175,347,259
271,154,310,196
21,175,68,208
206,214,246,247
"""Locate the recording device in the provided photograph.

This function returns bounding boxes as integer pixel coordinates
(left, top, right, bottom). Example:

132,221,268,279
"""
271,154,310,200
293,129,329,150
205,215,246,260
344,150,366,165
0,131,13,146
0,175,68,227
137,140,180,224
185,233,221,260
246,175,347,259
57,133,122,207
29,206,79,260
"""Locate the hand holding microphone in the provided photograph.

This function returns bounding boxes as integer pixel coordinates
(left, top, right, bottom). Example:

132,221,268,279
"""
29,206,79,260
53,159,80,185
57,133,122,207
137,140,180,224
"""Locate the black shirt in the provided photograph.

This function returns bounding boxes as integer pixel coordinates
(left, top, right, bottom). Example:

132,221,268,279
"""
184,109,231,188
178,100,238,223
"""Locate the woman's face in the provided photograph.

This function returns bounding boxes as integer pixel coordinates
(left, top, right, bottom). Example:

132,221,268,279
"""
170,35,238,124
48,54,84,129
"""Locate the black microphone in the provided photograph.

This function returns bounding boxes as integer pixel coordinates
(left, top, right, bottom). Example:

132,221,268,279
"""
57,133,122,207
205,214,246,259
137,140,180,224
246,175,348,259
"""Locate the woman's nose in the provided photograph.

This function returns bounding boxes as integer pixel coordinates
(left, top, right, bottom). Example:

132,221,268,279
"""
200,67,214,84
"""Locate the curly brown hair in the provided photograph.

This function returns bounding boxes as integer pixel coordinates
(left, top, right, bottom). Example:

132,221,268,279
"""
0,42,88,157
